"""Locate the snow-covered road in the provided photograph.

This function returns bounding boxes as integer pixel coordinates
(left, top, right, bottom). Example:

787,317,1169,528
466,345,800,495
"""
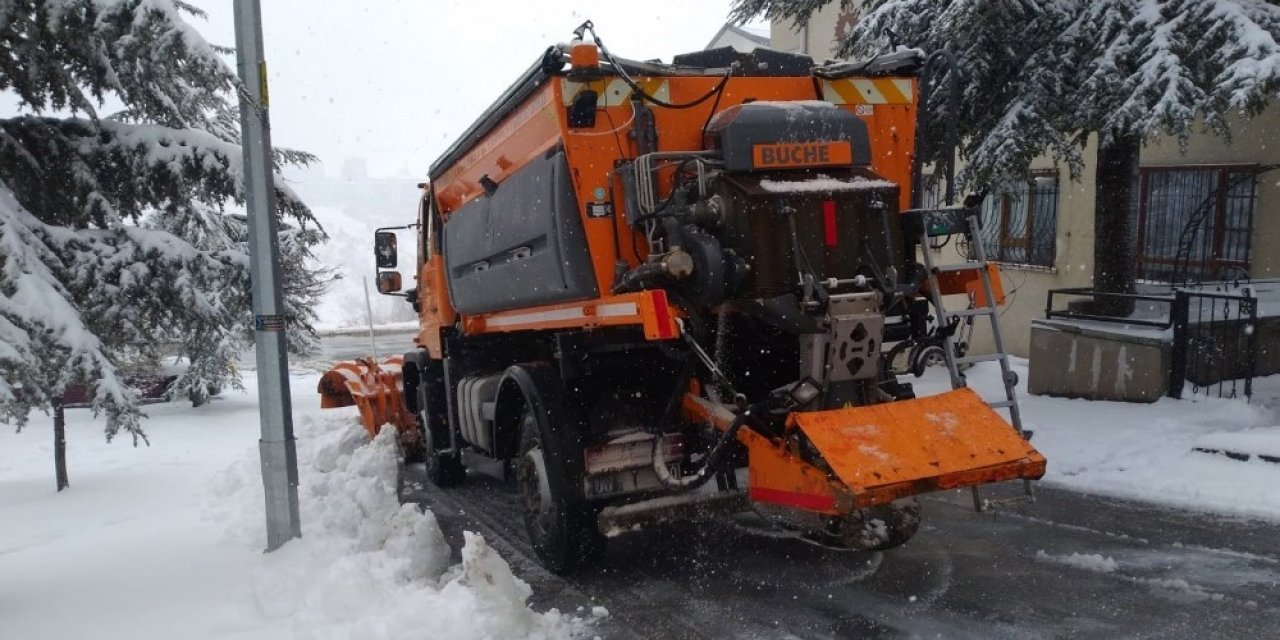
409,467,1280,639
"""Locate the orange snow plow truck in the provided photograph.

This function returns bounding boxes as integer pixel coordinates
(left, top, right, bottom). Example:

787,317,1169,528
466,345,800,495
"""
320,24,1045,573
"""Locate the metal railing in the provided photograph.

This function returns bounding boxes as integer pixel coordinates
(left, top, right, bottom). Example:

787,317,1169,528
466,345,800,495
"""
1044,286,1259,402
1168,290,1258,401
1044,288,1175,329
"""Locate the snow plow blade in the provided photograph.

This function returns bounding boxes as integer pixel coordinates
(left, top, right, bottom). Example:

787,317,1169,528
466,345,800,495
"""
787,388,1046,509
317,356,418,445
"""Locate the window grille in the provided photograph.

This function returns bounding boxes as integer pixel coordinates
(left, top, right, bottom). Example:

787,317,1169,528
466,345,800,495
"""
1135,165,1256,284
976,170,1059,268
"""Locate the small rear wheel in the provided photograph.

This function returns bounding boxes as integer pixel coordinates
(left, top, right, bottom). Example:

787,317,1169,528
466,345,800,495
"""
803,497,922,551
859,498,922,551
910,343,947,377
516,407,604,573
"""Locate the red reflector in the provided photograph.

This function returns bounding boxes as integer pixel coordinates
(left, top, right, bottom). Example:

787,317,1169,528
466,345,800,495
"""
651,290,674,339
750,486,836,512
822,200,838,247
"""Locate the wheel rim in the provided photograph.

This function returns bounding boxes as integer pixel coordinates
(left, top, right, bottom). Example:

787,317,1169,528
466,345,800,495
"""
519,441,554,536
922,347,945,367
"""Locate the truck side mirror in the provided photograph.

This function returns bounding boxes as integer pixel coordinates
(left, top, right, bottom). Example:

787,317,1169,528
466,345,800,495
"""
376,271,402,294
375,231,398,269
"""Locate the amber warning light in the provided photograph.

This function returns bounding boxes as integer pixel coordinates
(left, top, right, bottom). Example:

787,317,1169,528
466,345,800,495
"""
752,140,852,169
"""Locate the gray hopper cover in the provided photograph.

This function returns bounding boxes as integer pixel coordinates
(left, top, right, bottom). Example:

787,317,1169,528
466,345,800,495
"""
705,101,872,172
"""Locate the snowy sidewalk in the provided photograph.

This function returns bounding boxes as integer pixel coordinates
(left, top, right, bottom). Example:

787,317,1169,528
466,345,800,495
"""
914,360,1280,522
0,371,586,640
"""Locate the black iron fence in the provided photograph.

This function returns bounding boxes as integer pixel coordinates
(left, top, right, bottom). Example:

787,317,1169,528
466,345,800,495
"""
1168,290,1258,401
1045,287,1259,402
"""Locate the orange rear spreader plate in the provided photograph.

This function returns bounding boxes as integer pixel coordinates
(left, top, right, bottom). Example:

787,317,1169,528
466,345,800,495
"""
787,388,1046,508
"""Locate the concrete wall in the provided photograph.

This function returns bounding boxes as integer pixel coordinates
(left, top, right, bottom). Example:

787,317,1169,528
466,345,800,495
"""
1027,321,1170,403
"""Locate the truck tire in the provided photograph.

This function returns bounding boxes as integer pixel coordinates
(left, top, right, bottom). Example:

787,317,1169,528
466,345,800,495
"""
416,362,464,488
516,406,604,573
424,423,465,488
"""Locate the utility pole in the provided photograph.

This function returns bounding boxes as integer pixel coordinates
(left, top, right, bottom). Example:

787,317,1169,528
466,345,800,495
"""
233,0,301,551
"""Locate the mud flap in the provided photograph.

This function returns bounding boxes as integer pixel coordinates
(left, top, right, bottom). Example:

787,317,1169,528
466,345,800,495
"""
786,387,1045,509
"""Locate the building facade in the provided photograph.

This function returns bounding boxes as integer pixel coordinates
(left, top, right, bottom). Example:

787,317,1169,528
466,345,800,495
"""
706,23,771,52
772,7,1280,357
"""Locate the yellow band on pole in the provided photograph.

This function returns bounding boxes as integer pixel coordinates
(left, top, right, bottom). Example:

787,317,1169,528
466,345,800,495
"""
258,60,270,108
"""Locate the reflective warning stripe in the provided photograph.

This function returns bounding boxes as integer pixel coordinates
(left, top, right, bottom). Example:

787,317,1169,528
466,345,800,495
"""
484,307,586,328
597,302,639,317
561,78,670,107
821,77,914,105
465,291,679,340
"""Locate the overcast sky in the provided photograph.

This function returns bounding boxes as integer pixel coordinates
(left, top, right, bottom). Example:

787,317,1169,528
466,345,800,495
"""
191,1,764,179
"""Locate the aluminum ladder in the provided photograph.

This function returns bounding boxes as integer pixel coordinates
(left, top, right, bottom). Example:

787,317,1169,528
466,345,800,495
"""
916,210,1035,511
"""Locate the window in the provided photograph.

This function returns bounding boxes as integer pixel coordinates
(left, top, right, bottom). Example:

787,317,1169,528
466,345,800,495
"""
1136,165,1256,283
918,173,947,209
977,170,1059,268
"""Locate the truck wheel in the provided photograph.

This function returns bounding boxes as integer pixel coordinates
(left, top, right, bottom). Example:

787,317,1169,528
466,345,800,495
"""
516,407,603,573
424,428,465,488
419,375,464,487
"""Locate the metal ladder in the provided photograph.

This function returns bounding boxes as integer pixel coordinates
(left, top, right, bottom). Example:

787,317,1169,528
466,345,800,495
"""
917,211,1035,511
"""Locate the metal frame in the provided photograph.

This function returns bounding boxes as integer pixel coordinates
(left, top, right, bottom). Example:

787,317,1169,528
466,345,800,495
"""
1169,289,1259,402
373,223,419,298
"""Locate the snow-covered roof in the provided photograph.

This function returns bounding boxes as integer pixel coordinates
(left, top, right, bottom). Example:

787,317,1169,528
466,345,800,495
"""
705,22,771,52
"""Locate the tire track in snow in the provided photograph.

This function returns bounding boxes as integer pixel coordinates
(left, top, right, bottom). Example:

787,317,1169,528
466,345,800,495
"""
405,470,718,639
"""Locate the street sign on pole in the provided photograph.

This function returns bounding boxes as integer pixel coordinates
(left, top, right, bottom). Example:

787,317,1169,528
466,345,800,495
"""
232,0,302,551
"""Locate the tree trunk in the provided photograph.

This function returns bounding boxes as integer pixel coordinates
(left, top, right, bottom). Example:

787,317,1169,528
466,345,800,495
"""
1092,133,1141,316
54,402,69,492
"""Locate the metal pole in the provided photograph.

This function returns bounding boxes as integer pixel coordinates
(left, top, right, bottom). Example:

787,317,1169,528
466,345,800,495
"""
362,278,379,362
233,0,301,551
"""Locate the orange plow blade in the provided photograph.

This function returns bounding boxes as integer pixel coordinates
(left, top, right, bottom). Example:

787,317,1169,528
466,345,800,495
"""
787,388,1046,509
317,356,418,445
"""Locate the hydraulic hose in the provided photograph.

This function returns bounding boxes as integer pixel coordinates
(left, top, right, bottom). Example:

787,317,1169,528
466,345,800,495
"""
652,408,754,491
573,20,731,111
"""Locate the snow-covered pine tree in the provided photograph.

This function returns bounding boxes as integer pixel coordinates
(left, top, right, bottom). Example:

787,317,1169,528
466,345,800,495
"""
0,0,330,489
732,0,1280,308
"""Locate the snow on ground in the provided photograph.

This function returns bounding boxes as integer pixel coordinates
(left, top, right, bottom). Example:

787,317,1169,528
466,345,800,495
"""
1194,426,1280,460
0,370,584,640
1034,551,1119,573
914,359,1280,522
316,320,421,337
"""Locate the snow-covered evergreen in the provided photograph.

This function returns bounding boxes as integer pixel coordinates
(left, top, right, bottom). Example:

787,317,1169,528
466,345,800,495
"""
0,0,328,446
